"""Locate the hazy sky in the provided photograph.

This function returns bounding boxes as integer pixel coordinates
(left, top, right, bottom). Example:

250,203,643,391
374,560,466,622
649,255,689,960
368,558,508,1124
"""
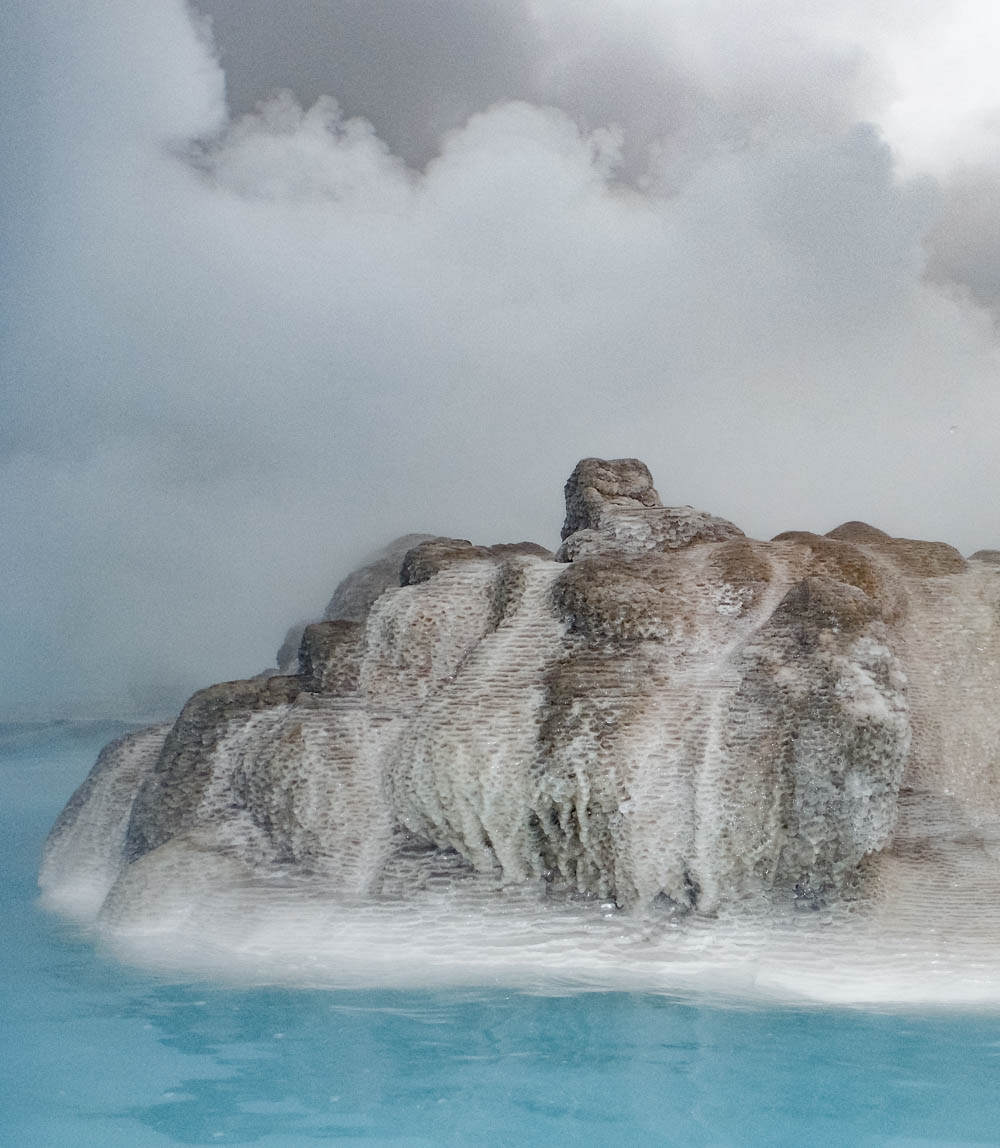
3,0,1000,719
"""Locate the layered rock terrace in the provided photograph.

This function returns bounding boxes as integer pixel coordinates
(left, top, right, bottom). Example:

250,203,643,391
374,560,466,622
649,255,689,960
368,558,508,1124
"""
41,458,1000,927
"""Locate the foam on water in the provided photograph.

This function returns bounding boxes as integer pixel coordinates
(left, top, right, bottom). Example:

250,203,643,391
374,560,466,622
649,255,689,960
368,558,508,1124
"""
14,727,1000,1147
78,866,1000,1007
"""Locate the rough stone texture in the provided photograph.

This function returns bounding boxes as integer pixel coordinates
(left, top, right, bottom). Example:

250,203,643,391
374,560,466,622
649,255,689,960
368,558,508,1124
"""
553,553,695,641
324,533,437,622
124,675,301,862
776,527,967,580
489,542,554,561
400,538,495,585
558,459,742,561
557,506,745,562
878,538,967,578
401,538,552,585
825,520,893,543
44,457,1000,930
717,576,910,907
297,620,363,694
39,723,173,917
562,457,662,539
970,549,1000,565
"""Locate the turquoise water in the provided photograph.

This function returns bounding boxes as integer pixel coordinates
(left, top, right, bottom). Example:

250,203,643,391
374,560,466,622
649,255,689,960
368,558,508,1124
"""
4,725,1000,1147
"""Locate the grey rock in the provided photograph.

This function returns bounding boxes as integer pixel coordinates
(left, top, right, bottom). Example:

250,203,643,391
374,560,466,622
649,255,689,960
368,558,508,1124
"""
721,575,909,905
558,456,742,561
124,674,301,863
276,620,311,673
556,505,745,561
39,723,173,917
324,533,437,622
561,457,661,539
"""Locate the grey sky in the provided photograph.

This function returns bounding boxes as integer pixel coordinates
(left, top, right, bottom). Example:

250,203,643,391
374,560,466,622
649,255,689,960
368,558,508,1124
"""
198,0,541,165
3,0,1000,719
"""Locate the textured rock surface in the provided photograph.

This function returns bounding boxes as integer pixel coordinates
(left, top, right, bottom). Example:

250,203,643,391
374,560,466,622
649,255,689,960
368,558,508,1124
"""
39,723,173,917
400,538,552,585
124,674,303,863
324,533,437,622
561,457,662,537
41,459,1000,936
557,457,744,561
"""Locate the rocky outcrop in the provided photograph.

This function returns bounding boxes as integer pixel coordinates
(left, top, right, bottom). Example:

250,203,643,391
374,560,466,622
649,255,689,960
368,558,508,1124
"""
400,538,552,585
38,723,173,917
124,674,302,863
275,620,311,673
40,458,1000,930
324,533,437,622
297,619,363,694
561,457,662,537
557,457,743,561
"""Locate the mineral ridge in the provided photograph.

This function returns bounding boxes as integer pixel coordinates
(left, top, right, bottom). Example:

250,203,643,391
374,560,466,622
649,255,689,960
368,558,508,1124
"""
40,459,1000,930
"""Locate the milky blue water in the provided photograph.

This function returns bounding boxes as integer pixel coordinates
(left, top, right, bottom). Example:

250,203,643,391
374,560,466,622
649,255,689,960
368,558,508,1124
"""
4,723,1000,1147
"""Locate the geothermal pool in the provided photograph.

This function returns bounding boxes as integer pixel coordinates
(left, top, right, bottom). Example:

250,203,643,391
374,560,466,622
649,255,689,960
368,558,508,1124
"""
5,722,1000,1147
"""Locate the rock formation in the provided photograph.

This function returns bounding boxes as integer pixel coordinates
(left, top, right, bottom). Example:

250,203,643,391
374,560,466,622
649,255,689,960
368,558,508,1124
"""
40,459,1000,937
323,533,439,623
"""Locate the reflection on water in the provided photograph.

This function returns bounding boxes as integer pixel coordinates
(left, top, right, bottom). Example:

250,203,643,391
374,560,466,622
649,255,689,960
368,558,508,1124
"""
4,726,1000,1146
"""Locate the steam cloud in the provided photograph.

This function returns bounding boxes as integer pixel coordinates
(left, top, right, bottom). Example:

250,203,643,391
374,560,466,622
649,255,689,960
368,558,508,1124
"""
3,0,999,718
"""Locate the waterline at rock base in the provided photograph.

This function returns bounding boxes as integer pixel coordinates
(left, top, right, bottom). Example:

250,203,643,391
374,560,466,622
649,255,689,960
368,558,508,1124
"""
39,459,1000,1004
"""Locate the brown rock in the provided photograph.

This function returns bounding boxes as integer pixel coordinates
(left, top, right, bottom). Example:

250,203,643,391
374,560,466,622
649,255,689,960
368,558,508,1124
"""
880,539,967,577
297,620,363,694
324,533,437,621
561,457,661,539
401,538,553,586
125,674,301,862
552,553,687,641
400,538,493,585
825,521,892,543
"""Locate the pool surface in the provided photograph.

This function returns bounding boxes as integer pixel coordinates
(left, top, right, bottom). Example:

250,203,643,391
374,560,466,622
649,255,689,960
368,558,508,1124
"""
4,723,1000,1146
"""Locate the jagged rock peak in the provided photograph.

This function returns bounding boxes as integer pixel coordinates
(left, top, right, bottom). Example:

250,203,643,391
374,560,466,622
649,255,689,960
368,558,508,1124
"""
561,457,662,539
558,457,744,561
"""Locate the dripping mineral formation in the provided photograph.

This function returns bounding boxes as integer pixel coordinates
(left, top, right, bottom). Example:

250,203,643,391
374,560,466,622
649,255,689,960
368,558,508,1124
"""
41,459,1000,937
